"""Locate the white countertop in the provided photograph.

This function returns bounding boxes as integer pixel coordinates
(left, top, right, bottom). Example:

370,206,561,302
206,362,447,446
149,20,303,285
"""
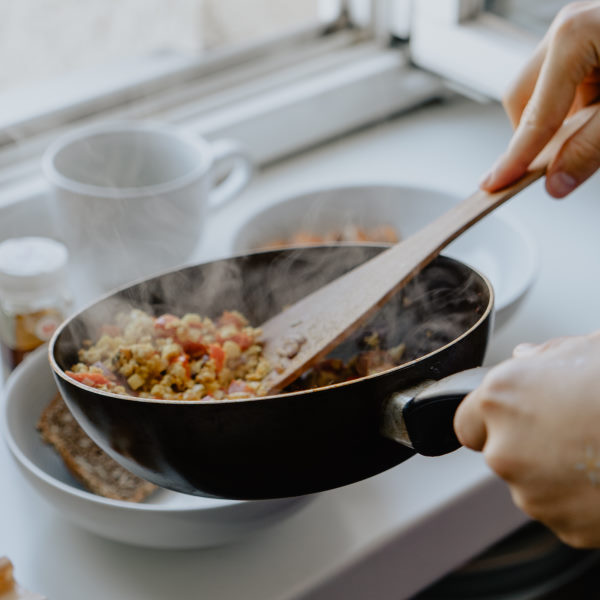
2,94,600,599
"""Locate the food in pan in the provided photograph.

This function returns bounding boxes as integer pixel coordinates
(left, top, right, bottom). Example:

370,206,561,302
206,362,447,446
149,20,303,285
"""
65,309,270,401
64,302,429,399
63,254,483,402
37,393,157,502
287,329,407,390
263,224,399,249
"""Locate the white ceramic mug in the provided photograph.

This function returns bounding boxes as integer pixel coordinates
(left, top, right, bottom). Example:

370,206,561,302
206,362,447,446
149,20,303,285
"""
42,120,252,293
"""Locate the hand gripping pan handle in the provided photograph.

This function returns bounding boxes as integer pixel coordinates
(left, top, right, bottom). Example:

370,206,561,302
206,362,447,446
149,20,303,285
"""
382,367,489,456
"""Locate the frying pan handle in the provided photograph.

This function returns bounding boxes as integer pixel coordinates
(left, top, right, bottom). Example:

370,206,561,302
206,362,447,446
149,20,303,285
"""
382,367,489,456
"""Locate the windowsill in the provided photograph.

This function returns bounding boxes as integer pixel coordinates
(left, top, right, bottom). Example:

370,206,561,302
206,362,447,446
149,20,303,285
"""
0,51,198,136
0,43,444,218
411,9,538,99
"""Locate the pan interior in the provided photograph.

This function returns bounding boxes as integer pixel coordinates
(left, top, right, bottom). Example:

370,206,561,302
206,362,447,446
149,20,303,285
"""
53,245,491,397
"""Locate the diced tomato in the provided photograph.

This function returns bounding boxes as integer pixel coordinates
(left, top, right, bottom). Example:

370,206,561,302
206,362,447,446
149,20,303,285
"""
154,314,179,335
66,370,110,387
181,340,207,356
230,332,253,351
209,344,225,372
227,380,253,394
217,310,247,328
170,354,191,378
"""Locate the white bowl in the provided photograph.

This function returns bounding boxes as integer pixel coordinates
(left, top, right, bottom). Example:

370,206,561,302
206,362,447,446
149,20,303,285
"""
231,184,538,316
1,346,313,549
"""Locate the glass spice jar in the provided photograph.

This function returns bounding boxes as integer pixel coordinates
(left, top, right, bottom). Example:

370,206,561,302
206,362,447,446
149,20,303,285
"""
0,237,72,381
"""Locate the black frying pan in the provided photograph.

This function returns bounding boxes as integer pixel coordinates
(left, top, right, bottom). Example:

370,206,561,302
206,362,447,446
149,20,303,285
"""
49,245,492,500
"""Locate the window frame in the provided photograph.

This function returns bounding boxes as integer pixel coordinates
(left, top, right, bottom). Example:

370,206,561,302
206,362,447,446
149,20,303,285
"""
410,0,541,101
0,2,445,215
0,19,341,141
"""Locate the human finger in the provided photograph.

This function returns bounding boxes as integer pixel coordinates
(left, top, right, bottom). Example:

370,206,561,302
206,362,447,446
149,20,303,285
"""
503,3,594,126
513,335,577,358
453,389,487,451
481,7,599,191
569,74,600,115
512,342,539,357
512,336,570,357
546,104,600,197
502,35,549,128
481,51,579,190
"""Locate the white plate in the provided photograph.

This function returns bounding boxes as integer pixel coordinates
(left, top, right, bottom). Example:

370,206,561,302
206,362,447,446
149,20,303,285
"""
1,346,313,549
231,184,538,316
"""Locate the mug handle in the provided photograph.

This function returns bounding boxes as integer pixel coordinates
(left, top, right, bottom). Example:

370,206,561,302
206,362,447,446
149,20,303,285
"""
208,138,253,210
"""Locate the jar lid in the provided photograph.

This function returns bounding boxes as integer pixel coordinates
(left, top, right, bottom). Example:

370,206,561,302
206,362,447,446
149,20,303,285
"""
0,237,69,300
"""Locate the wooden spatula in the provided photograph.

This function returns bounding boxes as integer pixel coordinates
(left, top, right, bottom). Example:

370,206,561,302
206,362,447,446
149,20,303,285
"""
259,105,597,394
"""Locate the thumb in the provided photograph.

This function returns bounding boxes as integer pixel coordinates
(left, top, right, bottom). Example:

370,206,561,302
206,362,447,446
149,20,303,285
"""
546,106,600,198
454,390,487,451
512,342,540,358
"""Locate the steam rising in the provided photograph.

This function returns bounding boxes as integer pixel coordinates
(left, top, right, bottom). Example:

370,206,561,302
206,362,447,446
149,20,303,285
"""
53,245,489,391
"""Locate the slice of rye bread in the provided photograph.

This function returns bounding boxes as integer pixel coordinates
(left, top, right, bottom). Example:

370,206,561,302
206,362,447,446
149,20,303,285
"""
37,394,157,502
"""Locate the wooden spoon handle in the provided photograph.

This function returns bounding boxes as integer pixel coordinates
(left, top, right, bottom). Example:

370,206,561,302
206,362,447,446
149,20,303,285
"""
260,104,598,394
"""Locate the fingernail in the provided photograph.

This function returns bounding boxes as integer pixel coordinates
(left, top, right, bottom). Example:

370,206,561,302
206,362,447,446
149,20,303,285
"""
479,169,494,189
513,342,538,357
547,172,577,198
479,157,503,189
